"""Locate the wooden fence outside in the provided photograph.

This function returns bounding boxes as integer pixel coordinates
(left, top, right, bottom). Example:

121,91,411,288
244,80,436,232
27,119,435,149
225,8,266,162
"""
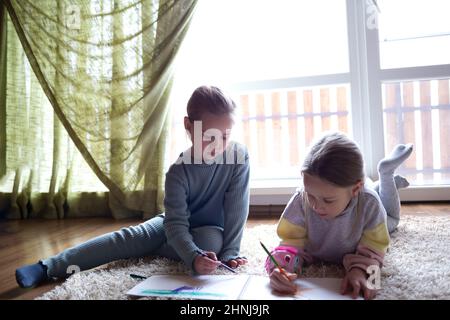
383,78,450,184
169,80,450,185
169,84,351,180
238,85,351,172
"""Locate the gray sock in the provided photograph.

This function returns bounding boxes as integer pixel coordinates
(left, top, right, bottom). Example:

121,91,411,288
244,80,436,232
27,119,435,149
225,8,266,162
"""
373,174,410,193
378,144,414,176
377,144,413,233
394,175,409,189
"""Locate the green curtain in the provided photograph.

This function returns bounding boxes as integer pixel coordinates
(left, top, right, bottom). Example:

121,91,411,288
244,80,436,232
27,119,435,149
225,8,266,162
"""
0,0,197,219
0,2,6,180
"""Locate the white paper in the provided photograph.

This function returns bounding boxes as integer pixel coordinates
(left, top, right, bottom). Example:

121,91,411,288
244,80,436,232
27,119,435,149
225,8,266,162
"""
126,274,362,300
239,275,361,300
127,274,250,300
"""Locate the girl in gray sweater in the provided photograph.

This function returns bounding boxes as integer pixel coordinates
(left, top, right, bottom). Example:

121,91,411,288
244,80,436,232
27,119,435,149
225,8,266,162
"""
16,86,250,288
266,132,412,299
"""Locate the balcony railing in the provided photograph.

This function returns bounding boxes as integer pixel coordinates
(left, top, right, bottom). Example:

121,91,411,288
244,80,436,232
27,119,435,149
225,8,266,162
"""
169,84,352,180
383,78,450,185
238,85,351,172
168,79,450,185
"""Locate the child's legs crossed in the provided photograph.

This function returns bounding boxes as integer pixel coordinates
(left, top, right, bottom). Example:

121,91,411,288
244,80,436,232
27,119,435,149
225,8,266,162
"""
42,214,167,278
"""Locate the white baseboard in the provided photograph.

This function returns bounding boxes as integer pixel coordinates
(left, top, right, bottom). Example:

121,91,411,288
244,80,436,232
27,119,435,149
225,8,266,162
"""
398,186,450,202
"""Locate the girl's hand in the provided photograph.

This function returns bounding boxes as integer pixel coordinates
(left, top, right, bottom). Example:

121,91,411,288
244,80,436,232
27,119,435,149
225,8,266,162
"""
194,251,221,275
269,268,298,294
226,257,248,268
341,268,377,300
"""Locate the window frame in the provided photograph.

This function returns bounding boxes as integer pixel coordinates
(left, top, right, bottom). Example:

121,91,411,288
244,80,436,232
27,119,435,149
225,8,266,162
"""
232,0,450,204
349,0,450,202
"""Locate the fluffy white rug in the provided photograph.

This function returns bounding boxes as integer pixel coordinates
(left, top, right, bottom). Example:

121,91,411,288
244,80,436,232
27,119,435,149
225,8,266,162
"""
36,215,450,300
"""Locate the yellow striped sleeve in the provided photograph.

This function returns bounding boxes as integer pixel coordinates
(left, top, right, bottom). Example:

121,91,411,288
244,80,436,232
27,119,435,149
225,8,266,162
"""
360,222,390,254
277,217,308,248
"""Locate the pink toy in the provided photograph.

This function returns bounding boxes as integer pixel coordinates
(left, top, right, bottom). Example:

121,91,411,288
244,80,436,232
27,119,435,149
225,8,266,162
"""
264,245,302,274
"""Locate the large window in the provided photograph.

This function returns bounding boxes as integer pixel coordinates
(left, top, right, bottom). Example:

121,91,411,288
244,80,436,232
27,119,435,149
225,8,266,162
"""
377,0,450,187
378,0,450,69
169,0,351,179
173,0,349,84
169,0,450,202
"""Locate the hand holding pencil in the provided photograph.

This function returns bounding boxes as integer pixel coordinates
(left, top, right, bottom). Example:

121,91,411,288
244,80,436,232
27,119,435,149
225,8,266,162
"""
260,241,298,294
194,250,236,274
193,250,223,274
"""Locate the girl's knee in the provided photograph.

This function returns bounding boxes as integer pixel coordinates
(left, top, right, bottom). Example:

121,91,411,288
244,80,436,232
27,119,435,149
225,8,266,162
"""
191,226,223,253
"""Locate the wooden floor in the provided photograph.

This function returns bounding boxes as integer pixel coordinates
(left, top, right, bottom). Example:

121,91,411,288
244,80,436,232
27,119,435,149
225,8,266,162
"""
0,203,449,300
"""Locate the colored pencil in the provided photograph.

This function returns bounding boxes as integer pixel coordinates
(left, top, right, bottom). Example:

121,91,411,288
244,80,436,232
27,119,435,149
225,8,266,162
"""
259,241,289,278
196,250,237,274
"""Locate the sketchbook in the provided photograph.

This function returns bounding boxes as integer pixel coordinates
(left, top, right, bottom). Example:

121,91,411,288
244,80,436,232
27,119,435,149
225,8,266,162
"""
126,274,361,300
